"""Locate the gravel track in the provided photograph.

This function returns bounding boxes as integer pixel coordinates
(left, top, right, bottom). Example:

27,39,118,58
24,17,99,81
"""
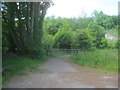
3,55,118,88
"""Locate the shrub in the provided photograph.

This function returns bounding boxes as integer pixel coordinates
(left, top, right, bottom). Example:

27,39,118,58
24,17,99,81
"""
108,40,118,49
99,37,108,48
74,30,94,51
116,39,120,49
54,29,73,49
42,31,54,55
88,22,106,48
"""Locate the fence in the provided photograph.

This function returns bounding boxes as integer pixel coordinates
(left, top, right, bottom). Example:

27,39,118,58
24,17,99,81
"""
1,49,80,72
48,49,80,56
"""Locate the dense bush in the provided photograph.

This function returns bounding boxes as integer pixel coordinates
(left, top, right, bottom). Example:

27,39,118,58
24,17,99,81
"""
54,29,72,49
88,22,107,48
42,31,54,55
116,39,120,49
108,40,118,49
44,16,117,51
73,30,94,50
100,37,108,48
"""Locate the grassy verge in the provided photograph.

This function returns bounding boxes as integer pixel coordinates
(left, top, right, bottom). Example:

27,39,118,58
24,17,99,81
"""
70,49,118,73
2,56,48,83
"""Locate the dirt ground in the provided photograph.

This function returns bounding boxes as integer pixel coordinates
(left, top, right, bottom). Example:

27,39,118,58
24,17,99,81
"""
3,55,118,88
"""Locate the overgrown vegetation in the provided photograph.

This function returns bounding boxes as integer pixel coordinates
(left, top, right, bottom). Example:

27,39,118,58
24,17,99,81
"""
2,56,48,83
2,1,118,84
70,49,118,73
2,2,52,57
43,12,118,74
43,11,118,50
2,2,52,83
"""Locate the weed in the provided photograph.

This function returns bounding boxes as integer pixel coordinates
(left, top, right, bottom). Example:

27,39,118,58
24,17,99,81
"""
2,56,48,83
70,49,118,73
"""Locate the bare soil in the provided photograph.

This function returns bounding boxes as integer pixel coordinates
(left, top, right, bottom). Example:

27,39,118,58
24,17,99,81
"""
3,55,118,88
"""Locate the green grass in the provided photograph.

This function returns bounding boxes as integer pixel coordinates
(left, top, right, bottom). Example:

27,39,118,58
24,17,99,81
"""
70,49,118,73
2,56,48,83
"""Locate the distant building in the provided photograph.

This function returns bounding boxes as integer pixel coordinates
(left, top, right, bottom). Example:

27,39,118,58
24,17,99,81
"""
105,33,118,40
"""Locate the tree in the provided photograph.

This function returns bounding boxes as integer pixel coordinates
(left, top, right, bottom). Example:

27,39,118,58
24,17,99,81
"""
88,22,107,48
42,31,54,55
43,16,63,35
2,2,52,58
73,29,93,50
54,28,72,49
77,17,93,30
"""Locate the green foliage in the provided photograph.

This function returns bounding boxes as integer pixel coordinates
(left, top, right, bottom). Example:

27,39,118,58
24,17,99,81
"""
2,30,9,55
88,22,105,37
88,22,107,48
77,17,93,29
108,40,118,49
116,39,120,49
73,29,93,50
104,16,117,29
2,56,48,83
2,4,118,57
92,11,117,29
100,37,108,48
95,11,108,27
43,16,63,35
42,31,54,55
105,29,118,49
43,12,117,51
70,49,118,72
2,2,51,58
54,29,73,49
47,25,59,35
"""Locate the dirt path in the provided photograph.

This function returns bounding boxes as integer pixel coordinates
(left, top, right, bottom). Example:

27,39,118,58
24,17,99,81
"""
3,55,118,88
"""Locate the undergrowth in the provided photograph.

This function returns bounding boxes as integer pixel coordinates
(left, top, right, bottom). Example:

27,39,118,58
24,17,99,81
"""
70,49,118,73
2,56,48,83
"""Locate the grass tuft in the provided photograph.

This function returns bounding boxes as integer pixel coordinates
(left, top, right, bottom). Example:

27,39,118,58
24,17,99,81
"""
2,56,48,83
70,49,118,73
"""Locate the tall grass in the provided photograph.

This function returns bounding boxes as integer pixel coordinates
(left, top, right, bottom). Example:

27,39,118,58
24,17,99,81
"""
70,49,118,73
2,56,48,83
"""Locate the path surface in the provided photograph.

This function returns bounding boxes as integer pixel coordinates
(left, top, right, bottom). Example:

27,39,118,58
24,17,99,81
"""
4,55,118,88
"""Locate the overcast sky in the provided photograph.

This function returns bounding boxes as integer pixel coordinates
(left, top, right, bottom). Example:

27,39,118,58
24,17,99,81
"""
46,0,119,18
